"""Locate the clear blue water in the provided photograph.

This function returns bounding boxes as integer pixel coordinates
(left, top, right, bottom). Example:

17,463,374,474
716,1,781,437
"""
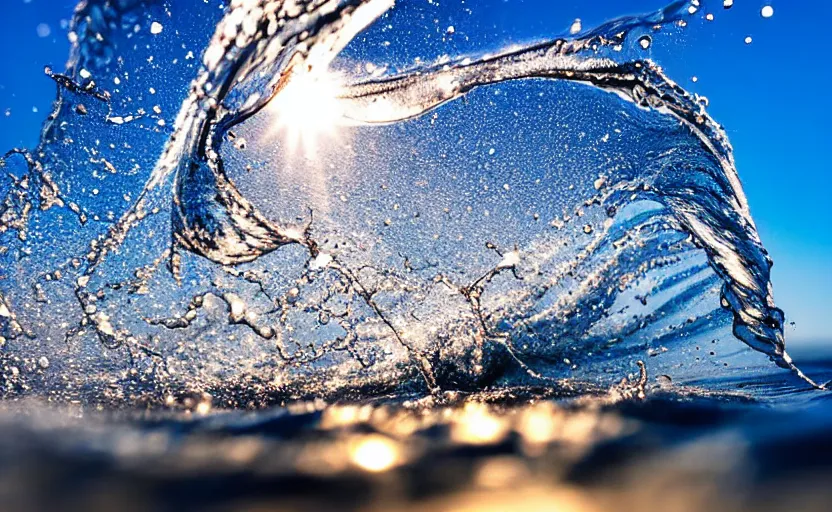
0,1,830,510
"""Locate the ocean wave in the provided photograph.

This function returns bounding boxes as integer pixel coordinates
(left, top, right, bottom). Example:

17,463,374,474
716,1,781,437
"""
0,0,821,408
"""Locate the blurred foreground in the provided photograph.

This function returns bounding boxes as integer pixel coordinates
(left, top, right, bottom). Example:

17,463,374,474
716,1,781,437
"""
1,358,831,512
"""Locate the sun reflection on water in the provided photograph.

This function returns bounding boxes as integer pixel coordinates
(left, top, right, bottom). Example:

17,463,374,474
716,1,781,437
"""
349,434,402,473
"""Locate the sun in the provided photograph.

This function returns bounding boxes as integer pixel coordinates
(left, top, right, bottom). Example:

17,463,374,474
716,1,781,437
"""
265,67,349,157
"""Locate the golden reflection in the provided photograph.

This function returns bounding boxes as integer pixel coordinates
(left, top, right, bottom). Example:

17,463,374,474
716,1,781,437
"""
349,434,402,473
474,457,531,489
518,402,562,447
369,486,601,512
321,404,370,429
451,403,509,445
284,396,632,485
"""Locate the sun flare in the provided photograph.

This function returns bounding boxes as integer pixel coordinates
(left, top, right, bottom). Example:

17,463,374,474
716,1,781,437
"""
266,68,349,157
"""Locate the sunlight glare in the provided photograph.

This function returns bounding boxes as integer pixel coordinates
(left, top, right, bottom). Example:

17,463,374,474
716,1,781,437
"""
266,68,348,157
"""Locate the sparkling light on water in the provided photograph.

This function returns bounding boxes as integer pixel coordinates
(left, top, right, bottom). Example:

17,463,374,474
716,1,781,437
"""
349,435,401,472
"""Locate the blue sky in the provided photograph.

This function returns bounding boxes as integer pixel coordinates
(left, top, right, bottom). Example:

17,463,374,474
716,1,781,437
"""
0,0,828,347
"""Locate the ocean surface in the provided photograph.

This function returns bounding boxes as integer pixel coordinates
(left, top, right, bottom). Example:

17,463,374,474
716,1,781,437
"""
2,358,832,511
0,1,830,510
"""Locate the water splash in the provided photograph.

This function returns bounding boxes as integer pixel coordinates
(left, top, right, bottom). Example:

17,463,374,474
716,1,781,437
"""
0,0,821,408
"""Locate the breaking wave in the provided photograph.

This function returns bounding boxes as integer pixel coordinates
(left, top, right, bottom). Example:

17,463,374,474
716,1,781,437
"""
0,0,820,408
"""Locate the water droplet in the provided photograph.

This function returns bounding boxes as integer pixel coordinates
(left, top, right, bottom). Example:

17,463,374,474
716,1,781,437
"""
36,23,51,38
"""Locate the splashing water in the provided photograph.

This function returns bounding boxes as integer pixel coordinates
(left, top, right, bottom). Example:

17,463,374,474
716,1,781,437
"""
3,2,832,510
0,0,824,411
